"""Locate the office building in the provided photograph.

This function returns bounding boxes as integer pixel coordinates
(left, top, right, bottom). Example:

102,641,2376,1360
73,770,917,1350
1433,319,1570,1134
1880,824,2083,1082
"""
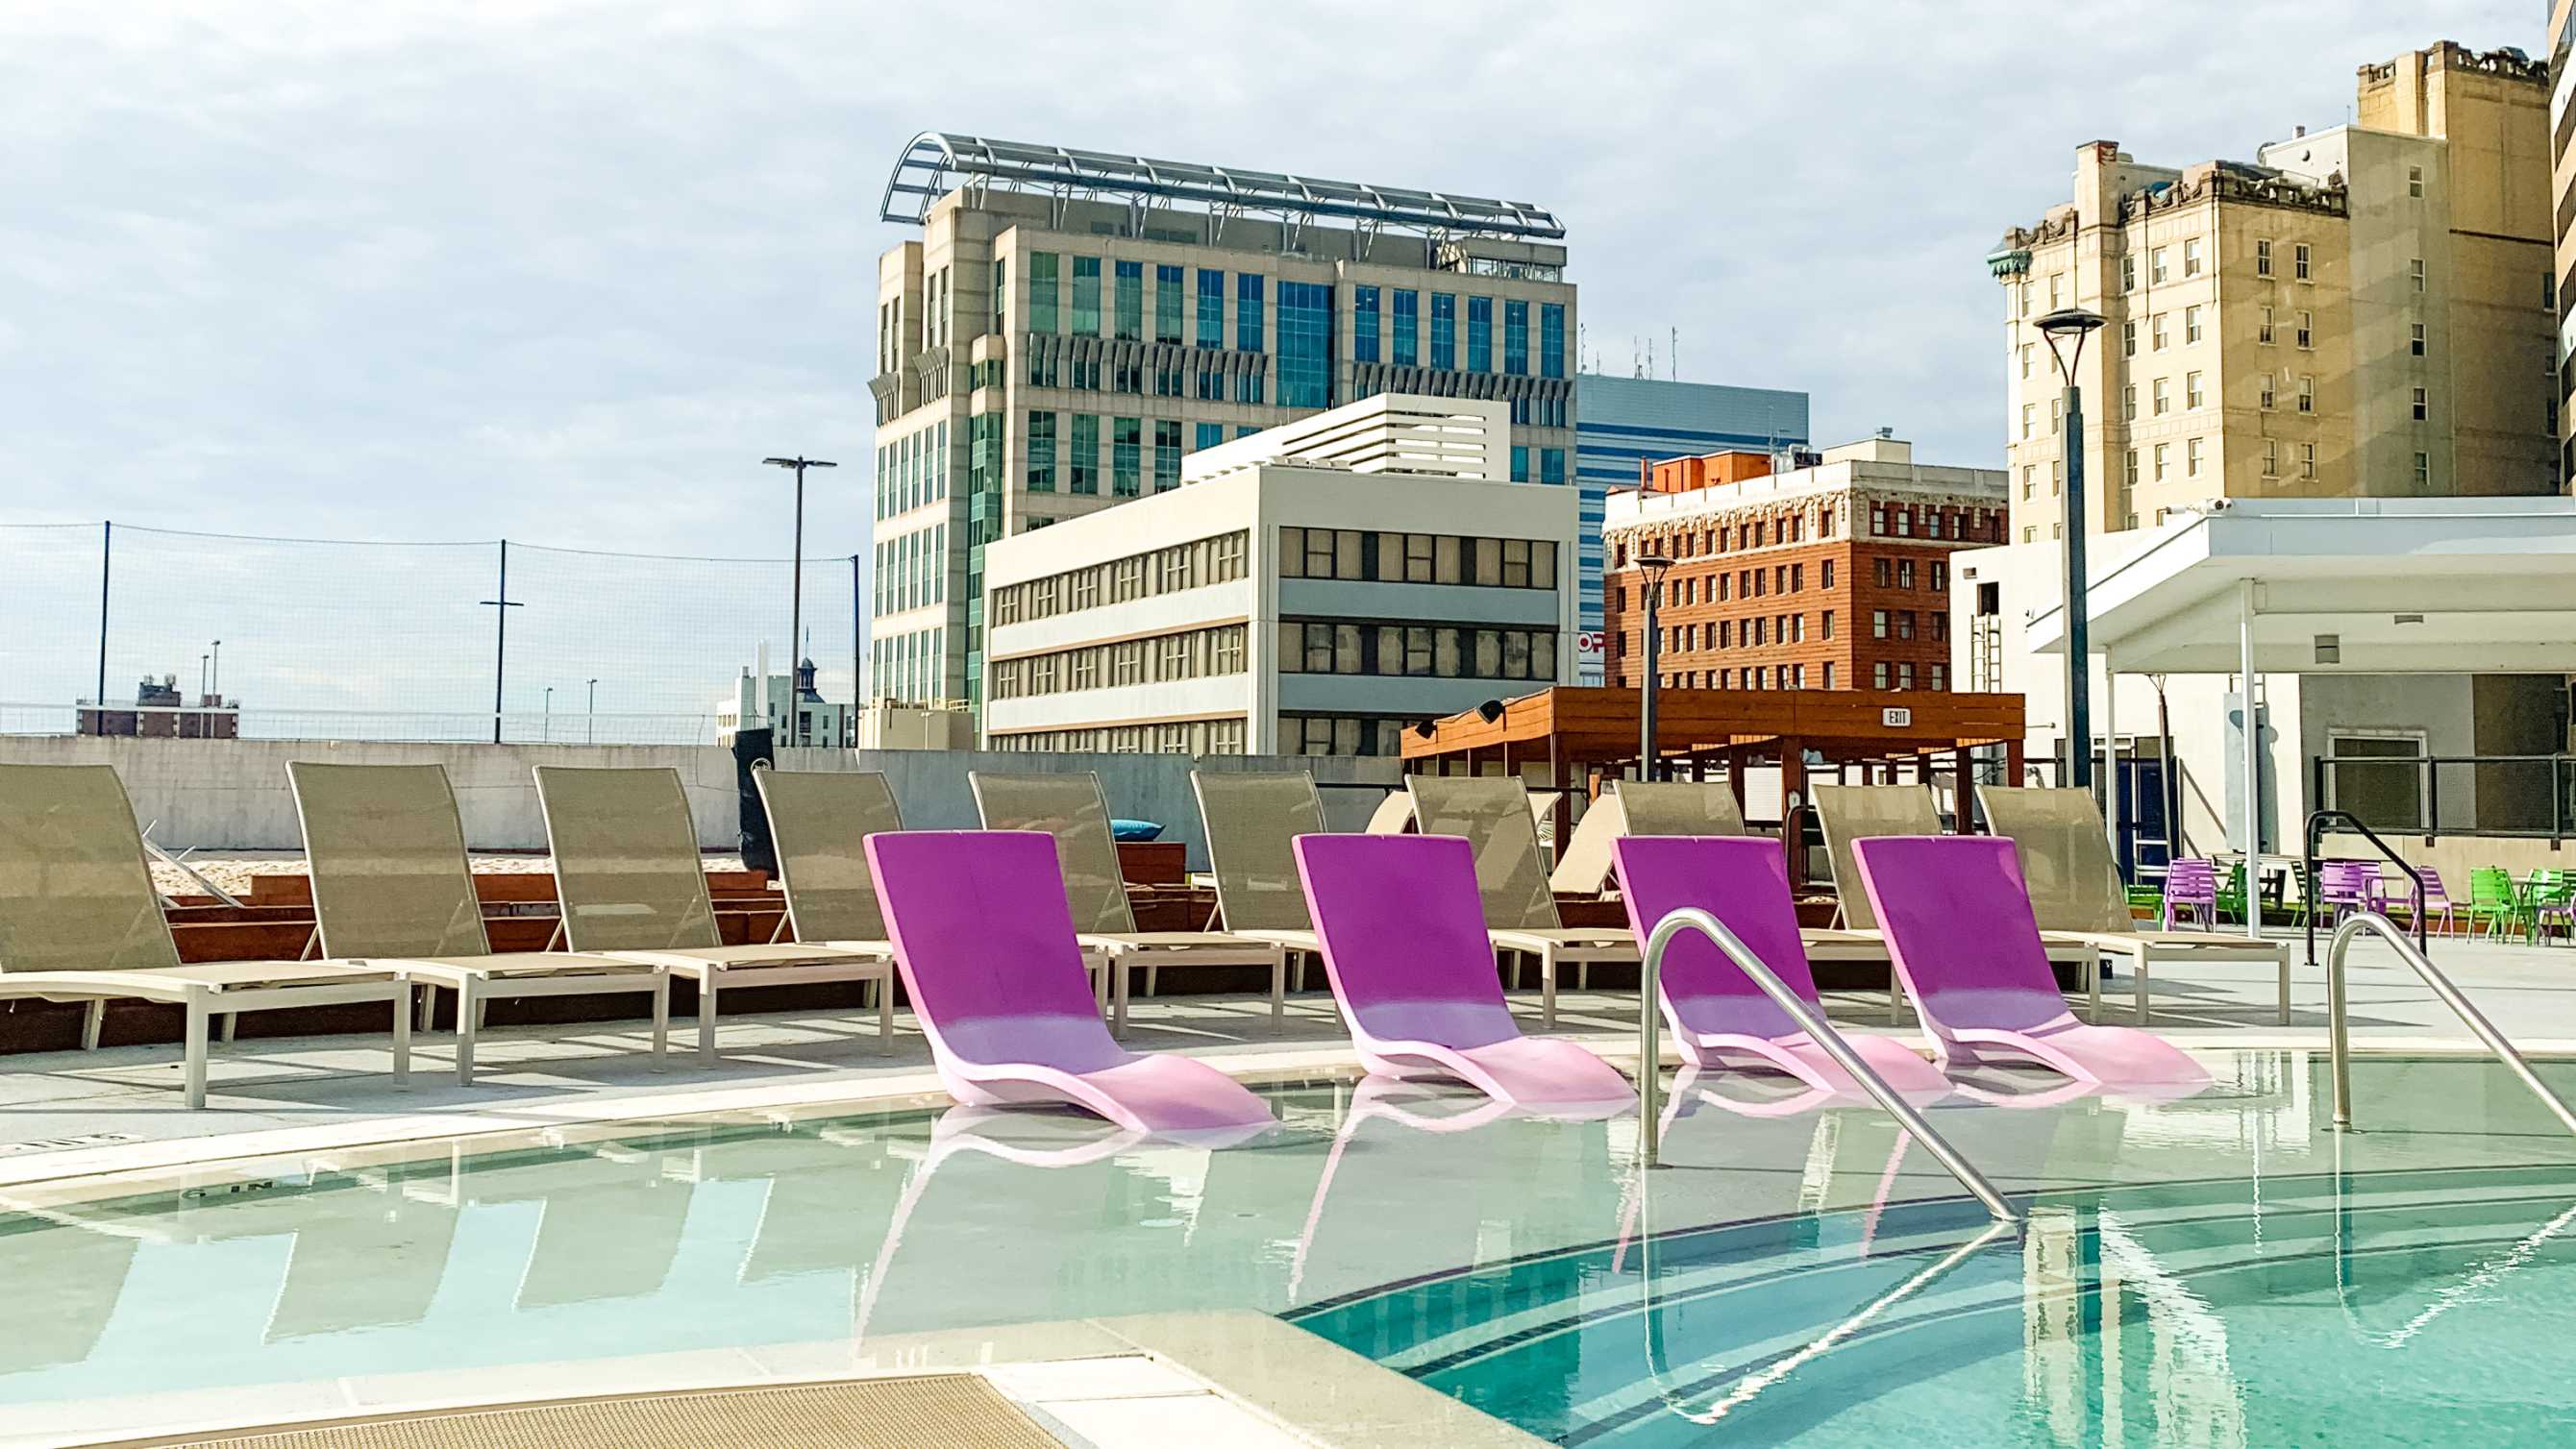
1991,40,2555,545
871,135,1578,725
713,658,855,748
1573,374,1811,680
1599,437,2007,693
979,396,1577,755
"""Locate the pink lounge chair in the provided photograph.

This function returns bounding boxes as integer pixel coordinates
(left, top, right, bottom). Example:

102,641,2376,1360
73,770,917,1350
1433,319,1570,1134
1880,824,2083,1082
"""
1610,835,1949,1099
862,830,1276,1138
1293,833,1636,1115
1849,836,2209,1091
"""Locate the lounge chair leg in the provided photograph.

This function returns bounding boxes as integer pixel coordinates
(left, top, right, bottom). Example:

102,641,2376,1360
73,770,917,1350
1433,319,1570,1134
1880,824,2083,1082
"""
183,995,211,1110
1541,953,1558,1031
1270,953,1286,1029
878,970,894,1052
2088,954,2103,1023
1111,960,1131,1039
2134,952,2150,1026
650,976,671,1068
81,1000,106,1051
456,981,479,1086
2278,951,2292,1026
220,1012,238,1044
1889,970,1905,1025
1144,962,1159,999
391,983,411,1088
1574,961,1590,993
697,973,719,1064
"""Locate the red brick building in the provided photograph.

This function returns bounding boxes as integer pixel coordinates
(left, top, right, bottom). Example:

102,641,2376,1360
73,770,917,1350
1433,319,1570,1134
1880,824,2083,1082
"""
1600,437,2009,693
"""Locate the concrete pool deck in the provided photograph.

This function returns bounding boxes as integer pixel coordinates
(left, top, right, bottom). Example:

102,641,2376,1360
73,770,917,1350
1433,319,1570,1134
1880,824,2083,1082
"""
2,926,2571,1185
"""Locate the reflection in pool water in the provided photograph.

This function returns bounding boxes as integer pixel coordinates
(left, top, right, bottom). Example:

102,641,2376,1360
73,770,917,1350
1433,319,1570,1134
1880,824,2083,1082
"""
6,1053,2576,1445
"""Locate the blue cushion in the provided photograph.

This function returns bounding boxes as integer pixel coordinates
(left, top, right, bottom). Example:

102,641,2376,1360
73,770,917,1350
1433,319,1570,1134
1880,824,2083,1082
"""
1109,819,1163,843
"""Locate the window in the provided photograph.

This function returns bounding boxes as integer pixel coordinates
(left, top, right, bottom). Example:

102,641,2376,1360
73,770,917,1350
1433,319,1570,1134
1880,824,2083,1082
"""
1429,293,1456,369
2263,439,2280,477
1111,416,1141,496
1873,557,1891,587
1195,268,1224,347
2187,370,2204,408
1897,559,1916,590
2183,237,2201,277
2018,282,2030,317
1540,447,1566,484
1541,303,1566,378
1026,410,1056,490
1151,420,1180,490
2412,386,2428,421
1509,445,1528,482
2048,273,2063,308
1153,264,1183,343
2294,243,2312,282
2407,165,2424,199
2295,309,2313,349
2050,396,2062,434
2151,313,2167,350
1235,274,1265,352
2409,258,2425,292
2150,246,2167,283
2414,452,2431,488
2300,442,2317,479
1873,661,1891,690
2153,442,2169,480
2019,403,2033,439
2260,373,2276,410
1392,290,1419,366
1870,609,1889,639
2019,343,2032,379
1821,610,1835,639
2121,254,2137,291
1071,256,1101,335
1112,259,1142,340
1821,558,1835,588
2327,731,2428,832
2411,323,2426,356
2125,449,2140,490
2185,305,2202,344
2122,383,2137,421
1195,421,1223,451
1502,299,1528,375
2260,306,2275,345
1352,285,1379,363
2121,320,2138,356
2297,375,2315,413
2256,238,2273,277
1028,252,1060,334
1466,296,1494,372
2187,436,2203,477
1069,413,1099,494
1276,281,1334,408
2152,377,2169,415
1896,663,1916,690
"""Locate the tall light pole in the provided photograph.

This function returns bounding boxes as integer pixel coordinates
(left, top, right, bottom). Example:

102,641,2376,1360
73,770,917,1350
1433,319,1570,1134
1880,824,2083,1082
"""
210,639,221,700
1636,554,1674,782
586,677,599,745
762,456,838,744
2035,306,2106,798
542,685,554,742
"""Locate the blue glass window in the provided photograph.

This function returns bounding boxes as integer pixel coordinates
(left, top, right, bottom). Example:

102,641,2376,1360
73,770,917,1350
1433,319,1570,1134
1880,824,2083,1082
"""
1502,300,1528,376
1026,410,1056,491
1392,290,1419,366
1468,297,1494,373
1236,274,1265,352
1352,285,1380,363
1111,416,1141,496
1154,265,1183,343
1070,413,1099,494
1153,419,1181,490
1540,447,1566,484
1540,304,1566,379
1197,269,1225,347
1028,253,1059,334
1510,444,1529,481
1236,426,1260,439
1430,293,1456,370
1113,260,1142,341
1196,422,1224,450
1276,281,1335,409
1071,258,1101,335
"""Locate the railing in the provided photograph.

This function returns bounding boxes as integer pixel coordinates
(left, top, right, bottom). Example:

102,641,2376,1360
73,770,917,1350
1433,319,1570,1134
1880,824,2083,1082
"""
2304,809,2426,972
1638,907,2019,1224
2311,752,2576,843
2325,910,2576,1137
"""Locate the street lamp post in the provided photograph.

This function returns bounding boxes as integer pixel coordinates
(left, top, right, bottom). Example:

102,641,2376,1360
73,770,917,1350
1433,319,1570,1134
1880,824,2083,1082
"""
1636,554,1674,782
2035,307,2106,798
210,639,221,700
762,456,839,747
542,686,554,742
587,677,599,745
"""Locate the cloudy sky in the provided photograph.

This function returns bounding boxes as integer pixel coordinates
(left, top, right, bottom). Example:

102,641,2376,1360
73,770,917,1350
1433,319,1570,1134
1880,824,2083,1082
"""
0,1,2536,722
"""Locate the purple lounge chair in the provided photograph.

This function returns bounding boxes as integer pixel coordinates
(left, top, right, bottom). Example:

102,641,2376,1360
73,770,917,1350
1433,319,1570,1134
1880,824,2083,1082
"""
1849,836,2209,1090
1293,833,1636,1114
863,830,1276,1138
1610,835,1948,1098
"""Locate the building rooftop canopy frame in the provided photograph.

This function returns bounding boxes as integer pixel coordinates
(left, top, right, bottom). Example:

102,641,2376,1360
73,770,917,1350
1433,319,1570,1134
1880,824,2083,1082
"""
879,131,1566,243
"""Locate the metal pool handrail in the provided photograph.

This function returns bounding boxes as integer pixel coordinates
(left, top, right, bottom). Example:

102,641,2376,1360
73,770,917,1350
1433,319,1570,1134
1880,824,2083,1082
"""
2327,910,2576,1137
1637,907,2020,1225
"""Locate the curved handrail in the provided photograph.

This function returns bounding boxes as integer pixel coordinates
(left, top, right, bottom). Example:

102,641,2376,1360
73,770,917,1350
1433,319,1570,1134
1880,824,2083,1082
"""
2326,910,2576,1136
1638,907,2019,1224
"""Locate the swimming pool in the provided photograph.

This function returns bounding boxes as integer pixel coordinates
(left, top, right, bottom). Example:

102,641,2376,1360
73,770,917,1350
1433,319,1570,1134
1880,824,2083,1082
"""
6,1052,2575,1444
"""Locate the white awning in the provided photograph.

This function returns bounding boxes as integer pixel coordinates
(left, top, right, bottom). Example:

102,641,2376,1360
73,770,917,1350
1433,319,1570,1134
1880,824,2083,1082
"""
2027,497,2576,675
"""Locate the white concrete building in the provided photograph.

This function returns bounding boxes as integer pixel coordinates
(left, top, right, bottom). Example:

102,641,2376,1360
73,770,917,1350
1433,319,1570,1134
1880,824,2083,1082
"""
980,395,1578,756
713,659,856,749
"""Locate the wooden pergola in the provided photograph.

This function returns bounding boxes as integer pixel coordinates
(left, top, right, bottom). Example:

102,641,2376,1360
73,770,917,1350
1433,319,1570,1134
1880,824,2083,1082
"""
1399,686,2027,879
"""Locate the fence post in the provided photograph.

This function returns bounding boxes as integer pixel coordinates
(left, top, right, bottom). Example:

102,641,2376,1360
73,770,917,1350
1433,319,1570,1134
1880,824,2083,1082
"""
93,520,113,714
478,539,521,745
2425,756,2440,842
850,553,862,747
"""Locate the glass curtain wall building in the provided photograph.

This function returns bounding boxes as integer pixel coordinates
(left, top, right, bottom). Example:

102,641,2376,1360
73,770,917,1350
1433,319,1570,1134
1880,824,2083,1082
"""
1571,375,1812,681
871,134,1577,721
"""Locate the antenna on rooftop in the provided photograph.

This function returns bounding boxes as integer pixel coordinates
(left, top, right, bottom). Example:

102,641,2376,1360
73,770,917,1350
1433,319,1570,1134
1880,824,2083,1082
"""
1670,327,1679,381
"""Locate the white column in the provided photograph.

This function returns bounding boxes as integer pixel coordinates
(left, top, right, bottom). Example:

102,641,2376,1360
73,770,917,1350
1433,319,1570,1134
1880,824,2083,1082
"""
2239,579,2263,940
2100,649,2118,851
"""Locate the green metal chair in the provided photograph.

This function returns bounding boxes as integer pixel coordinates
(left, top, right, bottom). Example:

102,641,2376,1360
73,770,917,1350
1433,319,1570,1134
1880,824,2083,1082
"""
2469,868,2528,941
2530,869,2574,946
2216,860,2252,925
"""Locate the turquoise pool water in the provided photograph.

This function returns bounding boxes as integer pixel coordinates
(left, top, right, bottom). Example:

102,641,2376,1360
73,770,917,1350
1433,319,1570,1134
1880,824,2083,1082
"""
6,1052,2576,1444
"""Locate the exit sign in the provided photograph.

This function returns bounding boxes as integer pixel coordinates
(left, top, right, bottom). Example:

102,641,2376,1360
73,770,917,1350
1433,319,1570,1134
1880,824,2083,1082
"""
1882,706,1913,727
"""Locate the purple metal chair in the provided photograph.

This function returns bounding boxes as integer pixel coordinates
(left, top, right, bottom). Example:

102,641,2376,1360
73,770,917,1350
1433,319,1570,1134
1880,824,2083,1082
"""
1850,836,2209,1090
2162,858,2220,930
1610,835,1947,1097
863,830,1275,1138
2374,866,2455,936
2316,860,2378,925
1293,833,1636,1114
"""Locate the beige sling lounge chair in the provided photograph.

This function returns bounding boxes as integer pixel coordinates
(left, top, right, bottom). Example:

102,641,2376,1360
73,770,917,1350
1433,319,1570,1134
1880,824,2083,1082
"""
1190,769,1328,988
971,771,1286,1035
751,766,906,1045
533,766,896,1061
290,760,665,1085
0,763,407,1109
1405,775,1637,1027
1977,784,2292,1025
1546,780,1749,896
1810,781,2097,1019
